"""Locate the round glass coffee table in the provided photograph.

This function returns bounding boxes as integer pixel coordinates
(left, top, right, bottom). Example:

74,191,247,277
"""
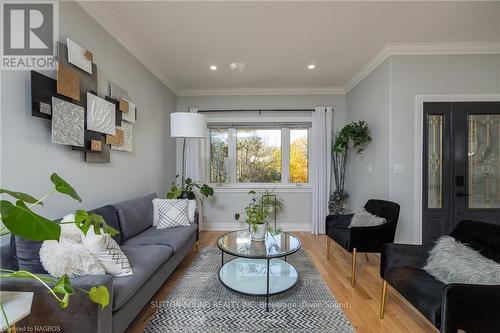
217,229,301,311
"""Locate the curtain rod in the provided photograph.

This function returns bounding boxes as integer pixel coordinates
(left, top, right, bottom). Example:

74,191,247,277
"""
197,108,318,113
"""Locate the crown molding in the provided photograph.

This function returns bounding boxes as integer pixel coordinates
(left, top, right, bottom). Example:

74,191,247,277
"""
344,42,500,93
177,87,345,96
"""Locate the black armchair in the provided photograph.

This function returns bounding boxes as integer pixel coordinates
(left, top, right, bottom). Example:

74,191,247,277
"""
380,220,500,333
325,199,400,287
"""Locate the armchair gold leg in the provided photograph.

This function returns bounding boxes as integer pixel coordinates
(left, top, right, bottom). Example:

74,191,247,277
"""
380,280,388,318
327,237,331,261
365,253,370,262
351,248,357,287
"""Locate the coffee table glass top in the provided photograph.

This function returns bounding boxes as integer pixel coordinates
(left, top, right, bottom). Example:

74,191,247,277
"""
217,229,301,259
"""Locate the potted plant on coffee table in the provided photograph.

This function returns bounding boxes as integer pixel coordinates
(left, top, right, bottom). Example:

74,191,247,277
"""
234,191,283,241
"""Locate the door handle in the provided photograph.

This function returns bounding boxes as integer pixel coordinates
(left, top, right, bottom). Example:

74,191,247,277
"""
456,191,471,197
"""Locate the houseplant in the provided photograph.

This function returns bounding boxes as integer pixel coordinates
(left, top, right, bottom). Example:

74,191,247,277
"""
0,173,117,329
234,190,283,241
166,176,214,200
331,121,372,214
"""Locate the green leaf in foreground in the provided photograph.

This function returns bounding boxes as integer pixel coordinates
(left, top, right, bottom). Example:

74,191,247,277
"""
75,210,118,237
234,213,240,221
0,188,41,205
50,173,82,202
89,286,110,309
0,270,55,283
52,275,75,296
0,200,60,241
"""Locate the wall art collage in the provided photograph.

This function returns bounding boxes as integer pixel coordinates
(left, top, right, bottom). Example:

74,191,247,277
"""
31,37,137,164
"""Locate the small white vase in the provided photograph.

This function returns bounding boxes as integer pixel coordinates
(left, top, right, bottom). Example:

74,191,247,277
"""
250,223,267,241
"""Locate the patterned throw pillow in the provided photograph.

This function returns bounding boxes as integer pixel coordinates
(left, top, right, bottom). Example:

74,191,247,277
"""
81,228,133,277
153,199,190,229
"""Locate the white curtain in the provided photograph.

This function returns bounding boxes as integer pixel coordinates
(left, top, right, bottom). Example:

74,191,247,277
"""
311,106,333,235
184,107,206,228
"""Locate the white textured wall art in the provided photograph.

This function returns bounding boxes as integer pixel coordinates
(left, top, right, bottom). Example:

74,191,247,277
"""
51,97,84,147
111,122,133,152
67,38,92,74
121,98,136,123
87,93,116,135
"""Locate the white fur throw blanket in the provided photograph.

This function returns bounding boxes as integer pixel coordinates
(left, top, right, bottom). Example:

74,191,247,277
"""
40,215,105,278
424,236,500,285
349,208,386,228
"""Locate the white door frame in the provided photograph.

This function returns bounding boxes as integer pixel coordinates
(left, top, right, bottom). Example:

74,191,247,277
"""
413,94,500,244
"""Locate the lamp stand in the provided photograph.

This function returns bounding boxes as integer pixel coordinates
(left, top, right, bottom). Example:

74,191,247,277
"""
181,137,187,185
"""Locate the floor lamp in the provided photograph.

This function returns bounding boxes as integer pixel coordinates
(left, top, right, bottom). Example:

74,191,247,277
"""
170,112,207,185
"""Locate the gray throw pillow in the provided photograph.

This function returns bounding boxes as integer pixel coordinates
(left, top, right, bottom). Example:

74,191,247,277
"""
424,236,500,285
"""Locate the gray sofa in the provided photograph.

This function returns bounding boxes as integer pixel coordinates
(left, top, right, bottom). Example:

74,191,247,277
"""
0,193,198,333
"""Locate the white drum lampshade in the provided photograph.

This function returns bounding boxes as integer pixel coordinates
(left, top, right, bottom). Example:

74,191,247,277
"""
170,112,206,138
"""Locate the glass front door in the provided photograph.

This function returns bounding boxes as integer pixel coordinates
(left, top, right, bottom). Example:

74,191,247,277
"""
422,102,500,245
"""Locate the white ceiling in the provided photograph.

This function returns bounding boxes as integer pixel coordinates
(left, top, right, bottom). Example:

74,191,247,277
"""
78,1,500,94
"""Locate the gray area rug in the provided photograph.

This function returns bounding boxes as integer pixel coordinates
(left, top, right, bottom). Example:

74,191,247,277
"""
144,247,354,333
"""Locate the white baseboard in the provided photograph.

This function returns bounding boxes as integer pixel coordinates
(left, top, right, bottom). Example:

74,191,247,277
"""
201,221,311,232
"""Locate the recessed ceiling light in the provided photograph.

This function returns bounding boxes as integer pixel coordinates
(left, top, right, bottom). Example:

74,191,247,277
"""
308,64,316,70
210,65,217,71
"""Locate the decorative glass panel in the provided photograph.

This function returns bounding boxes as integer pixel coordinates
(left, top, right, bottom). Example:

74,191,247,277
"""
428,115,443,208
236,129,281,183
468,114,500,208
209,129,229,183
289,129,309,183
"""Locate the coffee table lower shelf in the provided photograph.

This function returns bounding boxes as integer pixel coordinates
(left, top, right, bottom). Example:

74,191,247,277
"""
218,257,299,311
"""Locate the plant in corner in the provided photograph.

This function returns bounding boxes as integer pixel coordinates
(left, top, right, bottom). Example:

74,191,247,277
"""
166,175,214,200
330,121,372,214
0,173,118,329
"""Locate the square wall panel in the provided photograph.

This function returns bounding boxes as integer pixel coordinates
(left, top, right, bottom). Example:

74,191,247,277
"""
87,93,116,135
51,97,84,147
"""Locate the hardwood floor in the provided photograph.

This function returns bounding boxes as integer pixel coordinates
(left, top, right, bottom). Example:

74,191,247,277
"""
126,231,438,333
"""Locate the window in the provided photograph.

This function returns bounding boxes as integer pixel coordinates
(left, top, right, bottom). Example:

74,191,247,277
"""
236,129,281,183
208,126,310,185
209,129,229,183
289,129,308,183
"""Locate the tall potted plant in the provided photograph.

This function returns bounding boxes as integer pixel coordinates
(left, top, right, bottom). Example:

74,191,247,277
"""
330,121,372,214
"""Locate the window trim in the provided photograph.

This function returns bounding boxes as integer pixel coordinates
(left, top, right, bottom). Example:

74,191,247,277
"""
206,126,311,189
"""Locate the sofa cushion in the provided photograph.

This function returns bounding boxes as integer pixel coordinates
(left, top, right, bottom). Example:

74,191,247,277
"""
89,205,122,244
112,245,173,310
385,267,445,327
114,193,157,241
10,235,46,273
122,224,197,252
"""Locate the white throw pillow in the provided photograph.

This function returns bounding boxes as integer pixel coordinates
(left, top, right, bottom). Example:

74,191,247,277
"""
153,199,190,229
424,236,500,285
40,239,105,278
349,208,386,228
81,229,133,277
187,200,197,223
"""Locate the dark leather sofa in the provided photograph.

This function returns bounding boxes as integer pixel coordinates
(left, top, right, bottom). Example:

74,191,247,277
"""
380,220,500,333
0,193,198,333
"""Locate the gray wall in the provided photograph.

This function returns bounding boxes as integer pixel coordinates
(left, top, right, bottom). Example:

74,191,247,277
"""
177,93,346,231
0,2,177,219
390,54,500,243
346,54,500,243
345,58,391,212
